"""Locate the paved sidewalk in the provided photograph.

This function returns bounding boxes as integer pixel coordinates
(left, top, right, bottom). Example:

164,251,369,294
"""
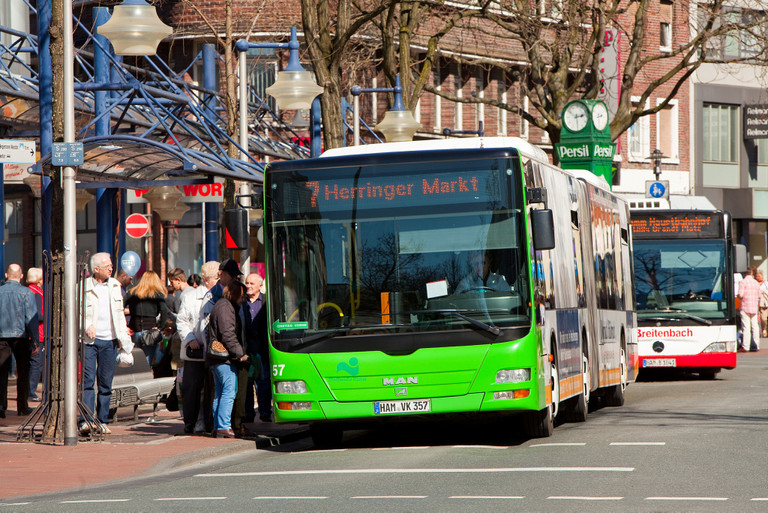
0,380,308,500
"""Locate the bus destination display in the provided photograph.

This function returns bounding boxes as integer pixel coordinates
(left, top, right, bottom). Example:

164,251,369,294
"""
630,212,723,239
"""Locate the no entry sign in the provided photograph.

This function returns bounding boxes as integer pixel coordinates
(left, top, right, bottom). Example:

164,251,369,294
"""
125,213,150,238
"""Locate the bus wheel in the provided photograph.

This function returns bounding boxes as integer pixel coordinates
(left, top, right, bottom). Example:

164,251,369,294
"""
700,369,720,380
564,355,590,422
524,360,557,438
310,423,343,448
604,347,627,407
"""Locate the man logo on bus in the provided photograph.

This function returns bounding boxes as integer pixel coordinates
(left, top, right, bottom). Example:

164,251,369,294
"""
337,357,359,376
383,377,418,385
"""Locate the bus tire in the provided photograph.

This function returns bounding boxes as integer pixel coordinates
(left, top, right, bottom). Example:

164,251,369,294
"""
700,369,720,380
524,360,557,438
564,355,589,423
310,423,343,448
604,347,627,407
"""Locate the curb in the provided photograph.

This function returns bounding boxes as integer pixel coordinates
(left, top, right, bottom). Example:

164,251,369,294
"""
149,427,311,474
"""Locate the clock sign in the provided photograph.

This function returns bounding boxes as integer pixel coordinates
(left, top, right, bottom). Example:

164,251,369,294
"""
591,102,609,131
563,101,589,132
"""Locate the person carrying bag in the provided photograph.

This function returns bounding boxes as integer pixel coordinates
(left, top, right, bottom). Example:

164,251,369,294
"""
123,271,168,377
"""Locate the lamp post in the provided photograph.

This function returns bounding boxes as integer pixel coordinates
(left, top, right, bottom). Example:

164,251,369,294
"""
236,28,323,278
647,148,667,180
57,0,170,446
350,74,421,145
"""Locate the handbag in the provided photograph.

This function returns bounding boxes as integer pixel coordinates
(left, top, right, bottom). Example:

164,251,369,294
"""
141,328,163,347
207,339,230,361
185,344,204,360
116,348,134,368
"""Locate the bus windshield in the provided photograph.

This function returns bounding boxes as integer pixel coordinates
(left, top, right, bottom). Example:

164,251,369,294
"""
266,156,531,350
633,239,728,320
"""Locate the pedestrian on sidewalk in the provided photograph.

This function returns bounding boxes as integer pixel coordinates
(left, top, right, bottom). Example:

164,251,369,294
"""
26,267,45,402
176,261,219,435
241,272,271,425
0,263,40,418
207,280,248,438
81,253,131,434
738,266,761,352
124,270,168,376
758,270,768,338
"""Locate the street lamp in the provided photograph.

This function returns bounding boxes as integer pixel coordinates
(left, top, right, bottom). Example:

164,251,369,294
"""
351,75,421,144
647,148,667,180
60,0,171,446
97,0,173,56
142,185,190,222
236,28,323,278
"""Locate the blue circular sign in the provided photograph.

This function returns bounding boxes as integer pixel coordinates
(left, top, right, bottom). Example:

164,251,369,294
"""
648,181,666,198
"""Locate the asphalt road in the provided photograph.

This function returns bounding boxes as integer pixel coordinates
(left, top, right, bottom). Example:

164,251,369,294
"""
6,352,768,512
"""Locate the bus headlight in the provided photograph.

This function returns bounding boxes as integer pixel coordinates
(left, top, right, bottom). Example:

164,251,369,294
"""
493,390,530,400
496,369,531,383
277,401,312,410
702,342,727,353
275,380,308,394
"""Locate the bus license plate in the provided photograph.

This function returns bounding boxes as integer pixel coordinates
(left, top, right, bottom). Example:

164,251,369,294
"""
374,399,431,415
643,358,676,368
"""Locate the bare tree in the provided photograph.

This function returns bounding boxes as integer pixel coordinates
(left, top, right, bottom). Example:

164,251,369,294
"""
412,0,768,149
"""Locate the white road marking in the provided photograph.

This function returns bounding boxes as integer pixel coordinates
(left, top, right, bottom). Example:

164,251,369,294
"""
646,496,728,501
253,496,328,500
451,495,525,499
198,466,634,477
610,442,666,446
352,495,427,499
372,446,429,450
155,497,227,501
751,498,768,501
548,496,623,501
451,445,508,449
61,499,131,503
530,442,586,447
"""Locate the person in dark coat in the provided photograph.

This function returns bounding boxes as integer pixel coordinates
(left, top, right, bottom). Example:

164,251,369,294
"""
206,280,248,438
123,271,168,377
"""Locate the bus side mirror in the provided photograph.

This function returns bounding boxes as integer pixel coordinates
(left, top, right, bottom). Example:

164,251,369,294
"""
733,244,747,274
224,209,249,250
532,209,555,251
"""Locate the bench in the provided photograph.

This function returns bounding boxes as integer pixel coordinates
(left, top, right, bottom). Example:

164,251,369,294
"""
109,348,175,422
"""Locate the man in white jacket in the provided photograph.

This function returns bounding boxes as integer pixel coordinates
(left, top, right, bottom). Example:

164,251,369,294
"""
176,260,220,434
81,252,130,434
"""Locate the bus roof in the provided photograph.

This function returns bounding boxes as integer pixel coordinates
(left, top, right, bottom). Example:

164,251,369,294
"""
321,137,550,163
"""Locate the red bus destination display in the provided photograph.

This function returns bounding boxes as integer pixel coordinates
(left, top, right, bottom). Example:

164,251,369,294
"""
289,169,507,213
630,212,723,239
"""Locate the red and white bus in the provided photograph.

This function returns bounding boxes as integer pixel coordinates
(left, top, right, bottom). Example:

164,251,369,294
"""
630,210,744,379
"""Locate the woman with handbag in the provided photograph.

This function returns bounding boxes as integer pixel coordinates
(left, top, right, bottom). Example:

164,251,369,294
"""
206,280,248,438
123,271,168,377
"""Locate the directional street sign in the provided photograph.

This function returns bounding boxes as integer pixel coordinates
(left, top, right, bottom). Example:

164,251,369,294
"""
0,139,36,164
52,142,84,166
646,180,669,200
125,213,151,238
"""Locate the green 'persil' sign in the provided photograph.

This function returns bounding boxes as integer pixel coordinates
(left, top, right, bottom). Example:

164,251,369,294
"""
556,142,614,161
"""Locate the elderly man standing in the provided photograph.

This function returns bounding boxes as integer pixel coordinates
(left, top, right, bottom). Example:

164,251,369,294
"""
81,252,131,434
0,263,40,418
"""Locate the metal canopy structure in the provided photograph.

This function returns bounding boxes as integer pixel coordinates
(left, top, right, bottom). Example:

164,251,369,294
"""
39,135,263,188
1,9,310,187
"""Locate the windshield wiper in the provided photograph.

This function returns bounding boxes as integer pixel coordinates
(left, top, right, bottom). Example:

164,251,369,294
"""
638,310,712,326
288,324,408,350
410,309,501,336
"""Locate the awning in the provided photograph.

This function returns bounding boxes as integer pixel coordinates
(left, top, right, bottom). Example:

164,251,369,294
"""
33,135,264,188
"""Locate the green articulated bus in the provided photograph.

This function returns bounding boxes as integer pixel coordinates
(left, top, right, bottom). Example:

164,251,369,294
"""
263,137,637,445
